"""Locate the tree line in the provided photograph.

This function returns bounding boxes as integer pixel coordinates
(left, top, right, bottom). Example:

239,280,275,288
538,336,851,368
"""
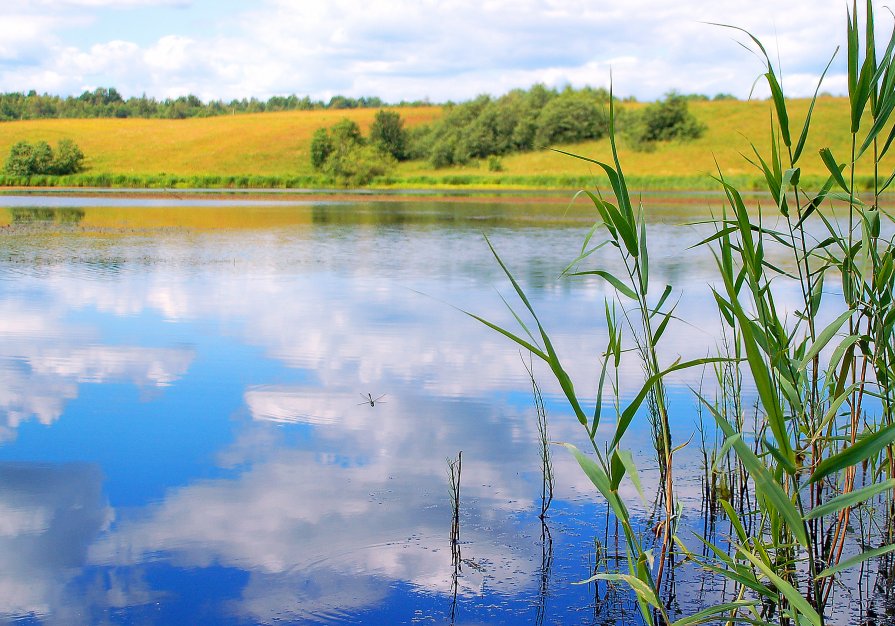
0,85,734,122
0,87,431,121
405,86,712,166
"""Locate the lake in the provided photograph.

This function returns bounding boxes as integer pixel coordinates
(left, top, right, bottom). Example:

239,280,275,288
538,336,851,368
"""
0,196,890,625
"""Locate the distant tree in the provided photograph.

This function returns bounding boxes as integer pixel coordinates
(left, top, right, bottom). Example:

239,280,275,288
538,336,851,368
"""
4,139,85,176
328,118,365,163
309,117,394,186
624,92,706,151
327,95,357,109
323,143,395,186
5,141,39,176
534,95,608,147
310,118,365,173
4,140,53,176
369,110,408,160
310,128,334,169
52,138,85,174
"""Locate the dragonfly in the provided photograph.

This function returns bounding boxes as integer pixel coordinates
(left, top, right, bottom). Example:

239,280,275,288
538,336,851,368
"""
358,393,386,407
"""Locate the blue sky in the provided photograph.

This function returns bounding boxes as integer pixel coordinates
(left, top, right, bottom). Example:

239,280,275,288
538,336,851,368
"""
0,1,862,102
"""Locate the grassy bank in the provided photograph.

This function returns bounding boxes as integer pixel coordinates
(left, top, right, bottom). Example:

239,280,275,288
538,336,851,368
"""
0,97,890,190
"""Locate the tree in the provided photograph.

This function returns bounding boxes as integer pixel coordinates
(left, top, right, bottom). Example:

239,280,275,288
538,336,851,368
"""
4,140,53,176
369,110,408,160
310,128,333,169
323,143,395,187
4,139,85,176
624,91,706,151
52,138,85,174
309,118,394,186
534,95,608,147
329,118,364,148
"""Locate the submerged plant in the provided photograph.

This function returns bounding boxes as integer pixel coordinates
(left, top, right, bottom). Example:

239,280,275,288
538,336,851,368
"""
469,2,895,624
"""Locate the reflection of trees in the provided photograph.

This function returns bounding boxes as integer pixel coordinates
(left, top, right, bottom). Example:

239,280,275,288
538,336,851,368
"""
10,207,85,225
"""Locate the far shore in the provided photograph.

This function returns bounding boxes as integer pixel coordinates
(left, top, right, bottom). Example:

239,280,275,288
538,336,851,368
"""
0,185,757,207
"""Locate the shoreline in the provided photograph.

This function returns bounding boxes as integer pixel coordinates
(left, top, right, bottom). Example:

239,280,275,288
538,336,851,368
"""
0,185,753,207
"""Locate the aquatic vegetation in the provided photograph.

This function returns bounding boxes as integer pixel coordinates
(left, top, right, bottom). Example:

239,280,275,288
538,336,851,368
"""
473,3,895,624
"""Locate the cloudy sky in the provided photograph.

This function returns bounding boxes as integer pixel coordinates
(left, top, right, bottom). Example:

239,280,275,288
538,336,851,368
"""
0,1,864,103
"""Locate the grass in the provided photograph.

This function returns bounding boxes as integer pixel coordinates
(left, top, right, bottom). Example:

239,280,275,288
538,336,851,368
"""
0,98,892,191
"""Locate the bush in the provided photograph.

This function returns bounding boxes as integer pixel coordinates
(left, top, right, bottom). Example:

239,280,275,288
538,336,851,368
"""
309,117,394,186
52,138,84,174
534,95,608,147
4,139,85,176
369,110,408,160
323,143,395,187
310,128,333,169
624,92,706,151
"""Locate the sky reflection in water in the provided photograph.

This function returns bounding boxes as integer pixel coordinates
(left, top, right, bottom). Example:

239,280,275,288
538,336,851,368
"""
0,200,882,624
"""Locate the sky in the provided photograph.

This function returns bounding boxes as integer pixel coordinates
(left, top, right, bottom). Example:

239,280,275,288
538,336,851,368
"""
0,1,868,103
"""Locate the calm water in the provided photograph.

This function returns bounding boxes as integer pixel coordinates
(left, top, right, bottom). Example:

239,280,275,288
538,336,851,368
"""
0,198,888,625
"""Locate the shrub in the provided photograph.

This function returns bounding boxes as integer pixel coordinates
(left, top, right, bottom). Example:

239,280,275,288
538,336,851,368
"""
625,91,706,151
4,139,85,176
310,117,394,186
369,110,408,160
323,143,395,187
5,140,52,176
329,118,364,150
310,128,333,169
533,95,608,148
52,138,84,174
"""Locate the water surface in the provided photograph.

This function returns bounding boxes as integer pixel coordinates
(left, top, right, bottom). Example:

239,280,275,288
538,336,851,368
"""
0,198,887,624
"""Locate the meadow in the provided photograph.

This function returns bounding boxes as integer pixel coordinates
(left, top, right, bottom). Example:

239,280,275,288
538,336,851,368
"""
0,96,890,191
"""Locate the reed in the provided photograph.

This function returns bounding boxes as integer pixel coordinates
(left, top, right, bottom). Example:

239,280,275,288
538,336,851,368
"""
525,356,555,520
469,2,895,624
447,451,463,566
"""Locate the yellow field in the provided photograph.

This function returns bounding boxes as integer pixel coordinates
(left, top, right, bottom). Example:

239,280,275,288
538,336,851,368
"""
0,107,441,177
0,98,887,186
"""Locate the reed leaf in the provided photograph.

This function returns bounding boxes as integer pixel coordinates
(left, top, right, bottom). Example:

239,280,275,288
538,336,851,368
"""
610,357,726,451
809,422,895,484
617,449,646,505
805,478,895,520
718,261,794,465
816,543,895,578
819,148,851,193
670,601,761,626
566,269,638,300
765,72,791,148
735,545,822,626
700,394,808,547
720,498,749,544
793,49,839,164
579,573,662,610
797,309,854,371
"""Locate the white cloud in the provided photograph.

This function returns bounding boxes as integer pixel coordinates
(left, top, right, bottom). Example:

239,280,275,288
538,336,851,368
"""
28,0,186,6
0,463,113,621
0,0,872,100
0,292,195,439
88,391,545,620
